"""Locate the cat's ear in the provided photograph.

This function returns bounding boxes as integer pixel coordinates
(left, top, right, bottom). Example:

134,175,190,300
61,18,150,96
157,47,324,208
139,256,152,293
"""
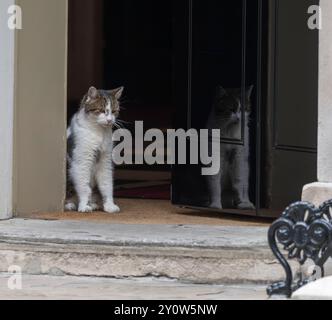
246,85,254,100
88,86,98,99
110,87,124,100
216,86,227,98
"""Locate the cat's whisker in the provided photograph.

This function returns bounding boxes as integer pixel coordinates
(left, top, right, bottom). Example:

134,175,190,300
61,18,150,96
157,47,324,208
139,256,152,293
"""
118,102,130,109
117,119,130,125
119,98,134,104
113,121,126,129
113,123,122,129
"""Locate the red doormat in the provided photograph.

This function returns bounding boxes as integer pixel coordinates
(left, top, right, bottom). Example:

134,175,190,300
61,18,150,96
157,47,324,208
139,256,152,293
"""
115,184,171,200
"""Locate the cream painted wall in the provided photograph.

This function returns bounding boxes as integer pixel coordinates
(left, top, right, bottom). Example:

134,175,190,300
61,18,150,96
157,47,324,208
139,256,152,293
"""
318,0,332,183
302,0,332,205
14,0,68,215
0,0,15,219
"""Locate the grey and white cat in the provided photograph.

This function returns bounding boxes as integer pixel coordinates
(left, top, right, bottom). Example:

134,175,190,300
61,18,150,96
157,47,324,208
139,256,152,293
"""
65,86,124,214
207,86,255,210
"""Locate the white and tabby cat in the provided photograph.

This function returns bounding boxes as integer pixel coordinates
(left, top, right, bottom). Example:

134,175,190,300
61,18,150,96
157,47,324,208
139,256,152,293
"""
65,86,124,213
207,86,255,210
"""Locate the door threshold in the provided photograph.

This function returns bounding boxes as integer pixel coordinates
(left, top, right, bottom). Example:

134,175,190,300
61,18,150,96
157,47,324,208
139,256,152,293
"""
22,198,271,227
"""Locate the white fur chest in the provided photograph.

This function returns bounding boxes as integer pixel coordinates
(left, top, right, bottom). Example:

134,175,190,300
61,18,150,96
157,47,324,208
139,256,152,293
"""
99,129,113,153
72,111,113,154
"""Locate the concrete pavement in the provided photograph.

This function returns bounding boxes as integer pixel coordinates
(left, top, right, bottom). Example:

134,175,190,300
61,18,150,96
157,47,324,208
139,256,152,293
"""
0,274,268,300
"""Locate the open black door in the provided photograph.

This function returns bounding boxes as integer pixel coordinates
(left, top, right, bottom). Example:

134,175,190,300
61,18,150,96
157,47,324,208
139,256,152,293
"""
260,0,318,217
172,0,318,217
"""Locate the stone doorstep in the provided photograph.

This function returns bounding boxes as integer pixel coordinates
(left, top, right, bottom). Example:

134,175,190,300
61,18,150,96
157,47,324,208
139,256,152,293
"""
0,219,288,284
292,276,332,300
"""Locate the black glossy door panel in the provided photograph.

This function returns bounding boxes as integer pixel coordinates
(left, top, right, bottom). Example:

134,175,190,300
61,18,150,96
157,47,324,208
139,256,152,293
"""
172,0,318,217
172,0,259,215
261,0,318,215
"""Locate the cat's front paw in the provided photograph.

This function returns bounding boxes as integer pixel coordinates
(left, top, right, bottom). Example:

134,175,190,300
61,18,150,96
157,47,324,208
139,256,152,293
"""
237,201,255,210
78,204,93,213
209,200,223,210
104,203,121,214
65,202,77,212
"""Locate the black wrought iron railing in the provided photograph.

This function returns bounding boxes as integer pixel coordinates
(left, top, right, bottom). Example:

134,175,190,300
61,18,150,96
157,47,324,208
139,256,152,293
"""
267,200,332,297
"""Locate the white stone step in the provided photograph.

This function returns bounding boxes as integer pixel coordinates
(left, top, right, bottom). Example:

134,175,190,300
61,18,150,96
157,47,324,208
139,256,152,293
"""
0,219,287,284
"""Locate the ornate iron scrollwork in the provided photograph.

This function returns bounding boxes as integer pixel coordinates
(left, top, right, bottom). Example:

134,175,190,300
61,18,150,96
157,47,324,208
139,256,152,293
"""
267,200,332,297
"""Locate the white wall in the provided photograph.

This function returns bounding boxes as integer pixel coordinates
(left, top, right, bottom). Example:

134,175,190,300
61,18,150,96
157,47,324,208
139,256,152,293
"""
0,0,15,219
318,0,332,182
302,0,332,205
